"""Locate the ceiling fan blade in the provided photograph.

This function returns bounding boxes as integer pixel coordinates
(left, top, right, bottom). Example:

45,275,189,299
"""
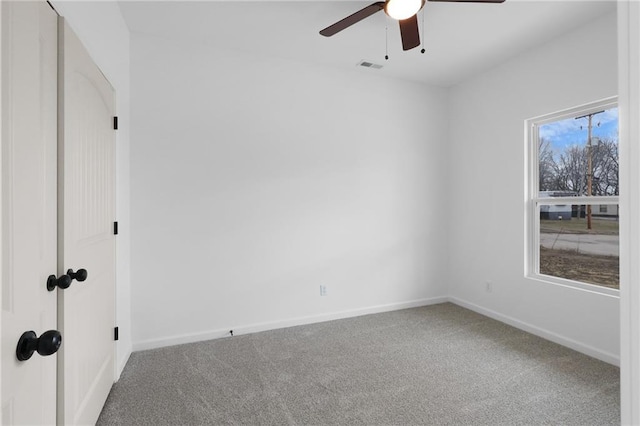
399,15,420,51
320,2,385,37
428,0,505,3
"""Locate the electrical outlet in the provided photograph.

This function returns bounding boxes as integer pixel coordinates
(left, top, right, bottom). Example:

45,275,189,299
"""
320,285,328,296
485,281,493,293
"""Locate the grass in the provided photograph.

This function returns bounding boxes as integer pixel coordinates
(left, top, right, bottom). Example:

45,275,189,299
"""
539,246,619,289
539,217,619,235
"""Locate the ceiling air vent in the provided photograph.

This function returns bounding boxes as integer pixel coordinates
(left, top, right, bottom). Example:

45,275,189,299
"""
357,60,383,70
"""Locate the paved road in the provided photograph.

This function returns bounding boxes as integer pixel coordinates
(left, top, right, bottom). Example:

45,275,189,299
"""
539,232,619,256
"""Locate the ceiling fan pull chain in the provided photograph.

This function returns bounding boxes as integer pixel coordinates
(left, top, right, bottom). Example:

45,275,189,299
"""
385,19,389,60
420,8,426,54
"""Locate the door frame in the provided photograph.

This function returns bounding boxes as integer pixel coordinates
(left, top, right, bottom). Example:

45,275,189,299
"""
618,1,640,424
1,0,4,412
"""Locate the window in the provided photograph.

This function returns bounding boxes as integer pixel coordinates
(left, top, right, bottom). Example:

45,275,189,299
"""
526,98,619,293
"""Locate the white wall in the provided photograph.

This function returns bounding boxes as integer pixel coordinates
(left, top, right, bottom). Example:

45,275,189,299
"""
447,11,619,364
50,1,132,375
130,33,449,349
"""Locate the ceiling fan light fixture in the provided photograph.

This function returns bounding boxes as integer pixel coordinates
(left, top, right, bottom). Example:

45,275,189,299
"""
384,0,424,21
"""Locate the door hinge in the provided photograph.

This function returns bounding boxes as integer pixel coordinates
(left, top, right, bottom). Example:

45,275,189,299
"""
114,327,119,341
114,221,118,235
113,116,118,130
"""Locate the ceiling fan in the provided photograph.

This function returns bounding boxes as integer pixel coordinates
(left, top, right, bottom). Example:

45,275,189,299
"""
320,0,505,51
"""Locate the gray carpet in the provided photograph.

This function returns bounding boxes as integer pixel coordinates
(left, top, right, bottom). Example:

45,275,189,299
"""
97,303,620,425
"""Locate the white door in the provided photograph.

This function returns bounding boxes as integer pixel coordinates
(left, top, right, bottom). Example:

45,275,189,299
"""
1,2,59,425
57,18,116,426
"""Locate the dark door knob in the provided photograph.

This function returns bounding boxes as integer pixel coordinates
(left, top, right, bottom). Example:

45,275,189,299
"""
16,330,62,361
46,274,72,291
67,268,87,282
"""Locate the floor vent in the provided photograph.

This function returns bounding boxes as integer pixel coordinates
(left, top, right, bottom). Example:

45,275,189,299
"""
357,60,383,70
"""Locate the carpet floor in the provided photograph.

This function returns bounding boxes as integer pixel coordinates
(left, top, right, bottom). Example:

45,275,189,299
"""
97,303,620,425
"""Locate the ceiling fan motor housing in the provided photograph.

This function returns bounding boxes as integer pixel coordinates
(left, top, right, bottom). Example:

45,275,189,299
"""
384,0,426,21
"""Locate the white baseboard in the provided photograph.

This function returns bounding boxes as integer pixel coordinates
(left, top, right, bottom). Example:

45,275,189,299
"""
448,296,620,367
130,295,619,368
132,296,448,352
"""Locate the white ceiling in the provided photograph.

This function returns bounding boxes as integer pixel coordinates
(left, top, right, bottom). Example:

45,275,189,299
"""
118,0,616,87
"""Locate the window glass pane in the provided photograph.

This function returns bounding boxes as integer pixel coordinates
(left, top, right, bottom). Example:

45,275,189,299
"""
538,107,618,196
539,204,619,289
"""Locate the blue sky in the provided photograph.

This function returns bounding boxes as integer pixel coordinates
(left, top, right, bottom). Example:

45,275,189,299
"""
539,107,618,154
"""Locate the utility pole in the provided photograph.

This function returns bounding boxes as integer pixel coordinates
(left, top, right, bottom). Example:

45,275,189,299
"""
576,110,604,230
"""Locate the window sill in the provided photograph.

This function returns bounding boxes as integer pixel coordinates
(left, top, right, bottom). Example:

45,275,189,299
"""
525,273,620,298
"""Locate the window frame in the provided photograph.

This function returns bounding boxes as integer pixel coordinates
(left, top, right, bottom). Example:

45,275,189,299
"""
525,97,619,296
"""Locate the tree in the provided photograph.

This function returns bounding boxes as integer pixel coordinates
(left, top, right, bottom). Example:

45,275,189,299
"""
591,138,619,196
538,136,619,197
554,144,587,195
538,138,556,191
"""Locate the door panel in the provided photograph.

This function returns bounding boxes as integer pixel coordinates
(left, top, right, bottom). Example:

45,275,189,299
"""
58,18,116,426
1,2,58,425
